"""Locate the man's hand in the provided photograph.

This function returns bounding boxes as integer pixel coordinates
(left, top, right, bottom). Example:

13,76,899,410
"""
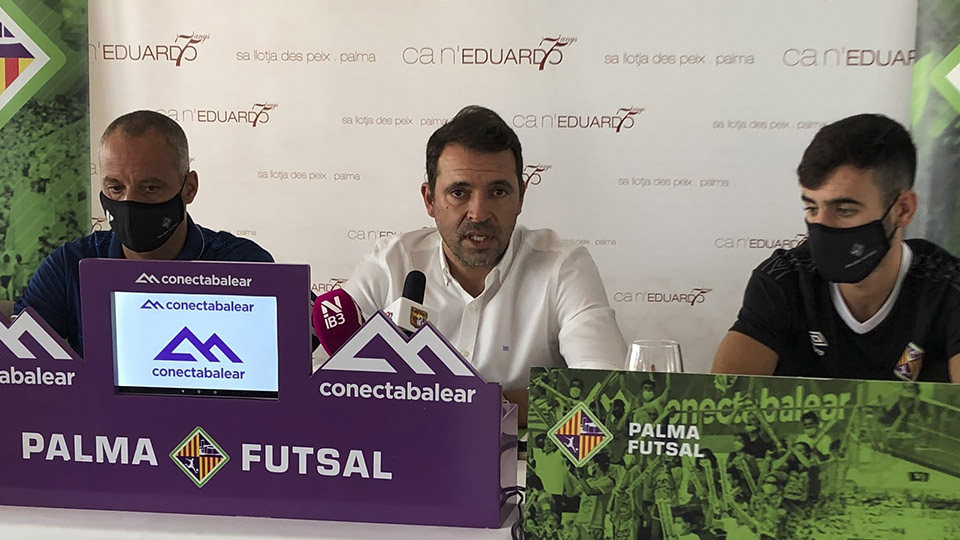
711,331,778,376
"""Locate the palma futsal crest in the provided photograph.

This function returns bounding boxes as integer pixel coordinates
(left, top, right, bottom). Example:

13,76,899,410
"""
170,426,230,488
548,403,612,466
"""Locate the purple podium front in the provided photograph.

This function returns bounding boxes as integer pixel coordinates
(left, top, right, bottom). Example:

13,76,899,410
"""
0,259,516,528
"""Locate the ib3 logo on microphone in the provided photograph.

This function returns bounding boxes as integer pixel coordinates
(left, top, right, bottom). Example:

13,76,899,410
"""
318,296,347,329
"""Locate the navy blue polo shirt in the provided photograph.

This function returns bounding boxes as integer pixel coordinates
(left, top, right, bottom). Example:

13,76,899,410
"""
13,216,273,356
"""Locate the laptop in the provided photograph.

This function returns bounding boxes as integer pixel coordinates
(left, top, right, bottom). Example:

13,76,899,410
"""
79,258,310,399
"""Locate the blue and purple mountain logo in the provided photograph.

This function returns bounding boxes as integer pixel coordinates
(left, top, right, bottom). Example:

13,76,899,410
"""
155,327,243,364
140,299,164,310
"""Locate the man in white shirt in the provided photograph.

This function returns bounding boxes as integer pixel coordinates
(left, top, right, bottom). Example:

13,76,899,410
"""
344,105,626,411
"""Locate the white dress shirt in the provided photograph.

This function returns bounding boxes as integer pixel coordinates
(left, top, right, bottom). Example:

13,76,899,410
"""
343,226,626,390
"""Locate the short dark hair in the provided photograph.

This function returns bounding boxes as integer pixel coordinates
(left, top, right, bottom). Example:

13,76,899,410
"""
100,110,190,176
797,114,916,205
425,105,523,195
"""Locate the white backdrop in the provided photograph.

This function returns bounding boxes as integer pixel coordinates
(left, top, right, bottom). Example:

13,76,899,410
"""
87,0,917,372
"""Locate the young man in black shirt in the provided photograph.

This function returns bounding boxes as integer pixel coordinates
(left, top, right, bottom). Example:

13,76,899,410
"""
712,114,960,383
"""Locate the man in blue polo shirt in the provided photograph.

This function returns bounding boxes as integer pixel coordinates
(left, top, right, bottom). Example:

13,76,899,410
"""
14,110,273,356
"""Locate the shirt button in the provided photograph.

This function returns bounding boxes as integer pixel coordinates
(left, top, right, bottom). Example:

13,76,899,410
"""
460,350,470,358
468,304,478,312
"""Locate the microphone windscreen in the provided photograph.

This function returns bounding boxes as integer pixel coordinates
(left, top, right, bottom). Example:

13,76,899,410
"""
312,288,364,356
402,270,426,304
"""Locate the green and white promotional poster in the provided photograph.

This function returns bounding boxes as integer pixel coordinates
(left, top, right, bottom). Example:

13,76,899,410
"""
0,0,88,301
526,368,960,540
912,0,960,255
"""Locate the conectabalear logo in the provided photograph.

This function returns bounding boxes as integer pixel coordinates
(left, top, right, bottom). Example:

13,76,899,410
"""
402,35,576,71
156,102,277,127
522,164,552,188
0,309,79,387
513,107,644,132
321,314,474,377
155,327,243,364
91,32,210,66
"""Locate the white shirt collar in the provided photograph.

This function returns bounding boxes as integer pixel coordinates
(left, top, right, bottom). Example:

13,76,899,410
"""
830,242,912,334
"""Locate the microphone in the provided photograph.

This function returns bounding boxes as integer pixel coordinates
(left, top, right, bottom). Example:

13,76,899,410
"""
312,288,365,356
384,270,434,335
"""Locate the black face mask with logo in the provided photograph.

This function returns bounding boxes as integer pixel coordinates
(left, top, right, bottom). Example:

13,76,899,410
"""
100,190,185,253
806,198,898,284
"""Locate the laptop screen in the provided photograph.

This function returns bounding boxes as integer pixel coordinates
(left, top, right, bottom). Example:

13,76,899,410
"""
111,291,279,399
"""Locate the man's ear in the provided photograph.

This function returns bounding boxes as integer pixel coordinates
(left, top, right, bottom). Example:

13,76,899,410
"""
182,171,199,204
893,190,918,228
421,182,435,218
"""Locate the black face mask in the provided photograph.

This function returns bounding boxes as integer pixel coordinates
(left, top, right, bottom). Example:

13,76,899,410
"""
100,189,185,253
806,198,898,283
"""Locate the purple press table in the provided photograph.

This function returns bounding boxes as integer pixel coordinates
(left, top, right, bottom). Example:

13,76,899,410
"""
0,463,523,540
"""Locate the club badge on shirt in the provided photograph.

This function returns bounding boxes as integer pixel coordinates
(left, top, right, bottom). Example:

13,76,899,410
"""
893,342,924,381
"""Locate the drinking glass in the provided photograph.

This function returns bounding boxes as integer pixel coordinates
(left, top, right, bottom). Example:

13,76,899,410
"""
625,340,683,372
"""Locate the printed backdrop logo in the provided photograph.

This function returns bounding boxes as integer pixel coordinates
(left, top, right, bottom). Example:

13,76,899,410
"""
321,313,475,377
613,287,712,305
549,403,612,466
782,46,915,68
155,327,243,364
522,164,551,188
170,426,229,488
714,233,807,250
156,102,277,127
312,277,347,294
93,31,210,66
402,34,576,70
512,106,644,131
0,3,64,129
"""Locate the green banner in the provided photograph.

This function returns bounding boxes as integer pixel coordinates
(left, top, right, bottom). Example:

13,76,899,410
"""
526,368,960,539
911,0,960,255
0,0,88,301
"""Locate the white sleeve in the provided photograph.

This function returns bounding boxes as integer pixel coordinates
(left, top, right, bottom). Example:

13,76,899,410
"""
342,241,393,320
555,246,627,370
